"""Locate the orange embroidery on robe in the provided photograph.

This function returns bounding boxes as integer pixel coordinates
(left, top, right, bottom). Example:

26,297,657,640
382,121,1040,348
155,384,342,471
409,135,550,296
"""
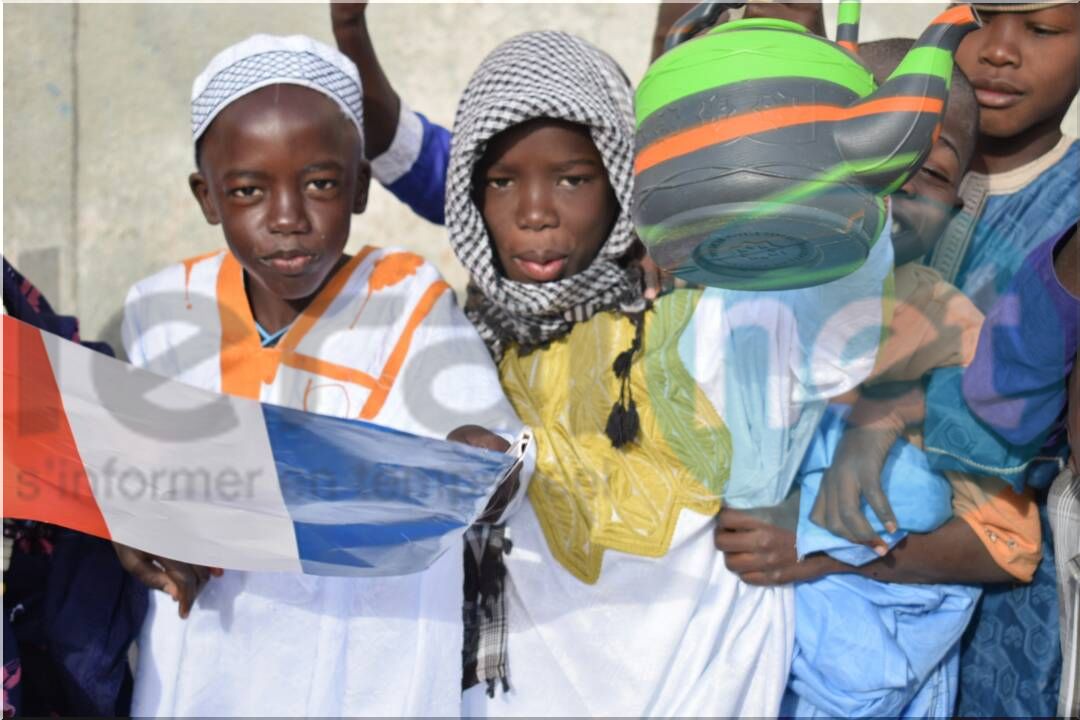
350,252,426,329
360,279,450,420
182,250,225,310
216,248,376,398
215,247,438,417
369,252,424,292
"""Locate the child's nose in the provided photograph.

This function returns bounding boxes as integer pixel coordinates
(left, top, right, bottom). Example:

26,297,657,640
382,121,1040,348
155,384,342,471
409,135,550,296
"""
980,17,1022,67
515,182,557,231
268,189,312,234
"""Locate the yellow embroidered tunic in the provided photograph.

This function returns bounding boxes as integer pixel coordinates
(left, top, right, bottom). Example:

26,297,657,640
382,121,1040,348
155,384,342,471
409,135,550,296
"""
499,290,730,584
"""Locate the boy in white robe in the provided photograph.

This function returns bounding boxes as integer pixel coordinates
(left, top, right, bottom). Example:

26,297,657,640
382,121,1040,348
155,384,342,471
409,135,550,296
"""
117,34,529,717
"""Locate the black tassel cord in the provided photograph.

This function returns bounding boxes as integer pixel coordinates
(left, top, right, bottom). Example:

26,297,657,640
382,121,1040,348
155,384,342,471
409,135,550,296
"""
604,310,646,448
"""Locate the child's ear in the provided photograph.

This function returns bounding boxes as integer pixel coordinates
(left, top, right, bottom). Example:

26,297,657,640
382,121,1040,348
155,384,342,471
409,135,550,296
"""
352,159,371,215
189,173,221,225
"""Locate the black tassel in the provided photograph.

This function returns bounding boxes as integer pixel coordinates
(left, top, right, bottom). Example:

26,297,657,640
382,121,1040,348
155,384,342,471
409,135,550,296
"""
612,346,636,379
604,311,646,449
605,397,640,449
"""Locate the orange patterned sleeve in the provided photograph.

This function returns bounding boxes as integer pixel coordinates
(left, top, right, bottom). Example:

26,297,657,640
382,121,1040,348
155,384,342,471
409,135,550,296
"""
948,471,1042,582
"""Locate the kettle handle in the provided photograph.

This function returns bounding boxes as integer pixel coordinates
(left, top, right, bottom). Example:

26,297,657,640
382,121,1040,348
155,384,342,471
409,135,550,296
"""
663,2,745,53
663,1,864,53
835,0,861,53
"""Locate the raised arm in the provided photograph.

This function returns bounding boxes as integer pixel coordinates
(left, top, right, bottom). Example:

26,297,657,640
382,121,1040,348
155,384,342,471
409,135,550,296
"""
331,2,400,160
331,2,451,225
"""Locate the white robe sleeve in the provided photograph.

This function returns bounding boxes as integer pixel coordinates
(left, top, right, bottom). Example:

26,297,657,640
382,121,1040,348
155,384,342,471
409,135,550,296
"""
121,281,148,369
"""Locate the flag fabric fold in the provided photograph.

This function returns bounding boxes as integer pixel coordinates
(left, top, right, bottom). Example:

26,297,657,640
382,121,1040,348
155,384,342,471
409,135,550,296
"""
3,315,522,577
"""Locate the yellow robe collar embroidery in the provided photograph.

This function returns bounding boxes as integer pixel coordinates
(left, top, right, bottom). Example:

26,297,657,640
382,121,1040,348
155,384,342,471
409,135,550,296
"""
498,290,732,584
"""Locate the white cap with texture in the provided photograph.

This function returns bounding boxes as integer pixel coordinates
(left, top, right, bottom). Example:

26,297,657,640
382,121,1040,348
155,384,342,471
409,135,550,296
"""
190,34,363,145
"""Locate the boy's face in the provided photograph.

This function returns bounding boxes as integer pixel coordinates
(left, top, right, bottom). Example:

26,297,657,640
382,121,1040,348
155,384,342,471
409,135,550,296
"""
190,85,370,303
476,119,618,284
889,106,971,262
956,4,1080,139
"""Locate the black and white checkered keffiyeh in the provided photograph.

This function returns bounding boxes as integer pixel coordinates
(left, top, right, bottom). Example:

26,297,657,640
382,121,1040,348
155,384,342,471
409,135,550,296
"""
446,31,645,360
454,32,645,699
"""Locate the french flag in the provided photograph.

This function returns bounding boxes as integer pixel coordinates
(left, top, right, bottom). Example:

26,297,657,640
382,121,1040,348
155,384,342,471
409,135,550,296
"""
3,315,521,576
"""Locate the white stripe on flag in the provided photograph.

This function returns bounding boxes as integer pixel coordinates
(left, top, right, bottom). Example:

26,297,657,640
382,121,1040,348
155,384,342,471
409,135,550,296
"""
41,330,303,572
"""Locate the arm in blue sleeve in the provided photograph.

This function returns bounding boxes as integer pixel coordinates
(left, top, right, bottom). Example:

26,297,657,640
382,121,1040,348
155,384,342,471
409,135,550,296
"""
961,227,1080,446
923,367,1047,492
369,104,451,227
924,227,1080,490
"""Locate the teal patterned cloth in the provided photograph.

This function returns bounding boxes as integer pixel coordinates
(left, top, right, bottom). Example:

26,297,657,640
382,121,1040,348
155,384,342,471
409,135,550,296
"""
951,139,1079,718
958,497,1060,717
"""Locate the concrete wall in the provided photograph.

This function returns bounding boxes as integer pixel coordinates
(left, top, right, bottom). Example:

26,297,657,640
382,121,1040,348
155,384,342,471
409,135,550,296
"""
5,3,1078,353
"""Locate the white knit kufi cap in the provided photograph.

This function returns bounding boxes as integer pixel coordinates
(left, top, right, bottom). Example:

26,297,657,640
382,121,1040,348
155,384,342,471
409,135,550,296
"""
191,34,363,144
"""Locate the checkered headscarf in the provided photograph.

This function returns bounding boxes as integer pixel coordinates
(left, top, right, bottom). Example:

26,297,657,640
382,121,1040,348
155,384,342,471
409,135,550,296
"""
191,34,363,146
446,31,644,360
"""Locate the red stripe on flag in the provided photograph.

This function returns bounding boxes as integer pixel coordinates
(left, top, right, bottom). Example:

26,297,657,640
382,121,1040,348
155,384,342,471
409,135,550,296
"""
3,316,111,539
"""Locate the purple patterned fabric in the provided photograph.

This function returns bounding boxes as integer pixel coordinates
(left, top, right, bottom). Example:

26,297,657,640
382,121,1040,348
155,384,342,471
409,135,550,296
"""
962,226,1079,448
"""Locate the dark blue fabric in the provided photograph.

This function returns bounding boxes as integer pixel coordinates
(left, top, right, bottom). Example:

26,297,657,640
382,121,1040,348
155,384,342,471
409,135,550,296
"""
382,112,451,226
4,529,147,717
3,257,146,717
2,257,113,358
3,613,21,717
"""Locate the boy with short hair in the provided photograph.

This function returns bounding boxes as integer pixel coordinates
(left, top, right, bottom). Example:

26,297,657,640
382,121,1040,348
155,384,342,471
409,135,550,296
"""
939,4,1080,714
119,34,527,716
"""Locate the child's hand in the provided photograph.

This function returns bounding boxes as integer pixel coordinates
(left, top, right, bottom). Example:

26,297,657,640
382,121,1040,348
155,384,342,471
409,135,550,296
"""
446,425,519,522
447,424,510,453
714,507,837,585
627,239,686,300
114,542,222,619
810,381,925,555
744,2,826,36
330,1,368,32
639,254,684,301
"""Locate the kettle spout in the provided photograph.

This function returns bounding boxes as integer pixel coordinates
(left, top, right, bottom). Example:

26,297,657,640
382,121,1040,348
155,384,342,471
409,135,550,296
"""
836,4,981,195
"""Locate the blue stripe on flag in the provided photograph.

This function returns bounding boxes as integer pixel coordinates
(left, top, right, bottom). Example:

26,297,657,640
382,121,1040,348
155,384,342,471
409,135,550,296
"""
260,402,511,576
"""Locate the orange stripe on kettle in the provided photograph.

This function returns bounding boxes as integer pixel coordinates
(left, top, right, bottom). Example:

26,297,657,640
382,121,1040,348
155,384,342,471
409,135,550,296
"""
635,96,944,174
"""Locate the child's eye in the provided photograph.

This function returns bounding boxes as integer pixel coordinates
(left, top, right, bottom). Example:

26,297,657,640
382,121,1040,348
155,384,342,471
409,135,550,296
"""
920,166,950,185
1029,24,1062,36
228,186,263,199
486,177,513,189
306,178,339,192
557,175,590,188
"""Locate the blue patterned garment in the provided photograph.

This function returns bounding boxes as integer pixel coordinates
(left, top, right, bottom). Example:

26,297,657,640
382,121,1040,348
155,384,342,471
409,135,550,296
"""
950,138,1080,718
958,498,1061,717
954,139,1079,313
